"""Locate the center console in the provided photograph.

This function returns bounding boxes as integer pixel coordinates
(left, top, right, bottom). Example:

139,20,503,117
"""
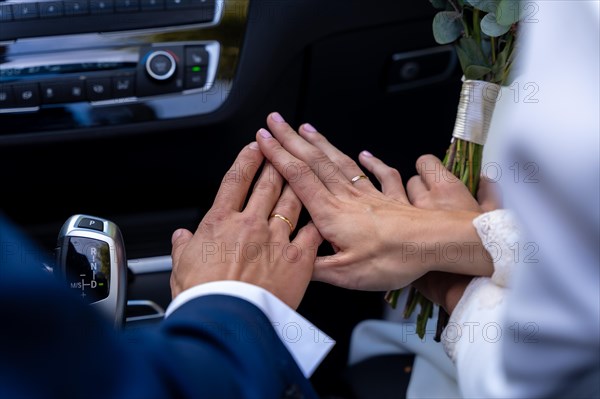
0,0,248,139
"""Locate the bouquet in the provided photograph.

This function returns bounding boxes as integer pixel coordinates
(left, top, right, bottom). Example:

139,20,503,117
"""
385,0,523,340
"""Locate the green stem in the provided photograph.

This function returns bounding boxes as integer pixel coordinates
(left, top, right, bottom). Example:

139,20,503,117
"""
462,141,467,176
448,0,469,35
384,288,401,308
472,8,481,43
467,141,477,188
448,0,462,14
501,33,515,84
491,36,497,65
435,308,450,342
403,287,419,319
416,299,433,338
444,138,457,169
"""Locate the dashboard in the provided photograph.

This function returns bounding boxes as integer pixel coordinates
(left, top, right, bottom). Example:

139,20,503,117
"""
1,0,245,136
0,1,463,395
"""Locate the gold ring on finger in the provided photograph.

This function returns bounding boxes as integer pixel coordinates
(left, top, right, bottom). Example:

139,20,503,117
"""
270,213,294,233
350,174,369,184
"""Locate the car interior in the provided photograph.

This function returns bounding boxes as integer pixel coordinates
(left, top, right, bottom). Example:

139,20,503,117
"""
1,0,464,397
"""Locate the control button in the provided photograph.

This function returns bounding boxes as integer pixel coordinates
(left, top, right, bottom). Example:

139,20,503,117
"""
86,78,112,101
13,84,40,107
40,1,64,17
0,4,14,21
63,80,86,102
140,0,163,10
40,83,62,104
165,0,192,9
40,80,85,104
78,218,104,232
145,50,177,81
0,85,16,108
89,0,114,13
112,76,135,98
13,3,39,19
115,0,139,12
185,67,207,89
64,0,89,15
185,47,209,66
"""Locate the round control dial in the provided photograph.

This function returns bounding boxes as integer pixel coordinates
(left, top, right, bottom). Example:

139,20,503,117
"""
145,50,177,81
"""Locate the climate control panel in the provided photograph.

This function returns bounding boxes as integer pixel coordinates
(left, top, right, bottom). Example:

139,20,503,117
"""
0,0,218,41
0,42,217,111
0,0,248,140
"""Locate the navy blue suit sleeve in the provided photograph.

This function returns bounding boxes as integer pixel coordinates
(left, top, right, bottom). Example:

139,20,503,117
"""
148,295,318,399
0,214,317,399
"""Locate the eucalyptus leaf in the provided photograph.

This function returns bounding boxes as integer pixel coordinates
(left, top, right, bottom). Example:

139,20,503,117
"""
494,38,511,68
432,11,463,44
464,0,482,7
429,0,447,10
491,33,515,83
490,60,505,81
465,0,498,13
479,0,499,13
481,13,511,37
481,37,492,60
455,37,488,73
497,0,522,25
465,65,492,80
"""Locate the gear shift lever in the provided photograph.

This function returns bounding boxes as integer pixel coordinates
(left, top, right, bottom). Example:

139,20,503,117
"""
56,215,127,328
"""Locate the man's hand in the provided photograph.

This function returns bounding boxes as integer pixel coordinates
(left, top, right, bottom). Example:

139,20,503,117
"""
170,142,323,309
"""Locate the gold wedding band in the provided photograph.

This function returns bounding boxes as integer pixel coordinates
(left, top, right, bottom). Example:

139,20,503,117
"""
270,213,294,233
351,174,369,184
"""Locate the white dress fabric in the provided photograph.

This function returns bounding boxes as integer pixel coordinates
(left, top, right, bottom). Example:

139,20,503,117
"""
350,316,460,399
449,1,600,397
350,1,600,397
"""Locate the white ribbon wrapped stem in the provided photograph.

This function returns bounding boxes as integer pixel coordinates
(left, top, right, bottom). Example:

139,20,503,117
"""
452,80,501,146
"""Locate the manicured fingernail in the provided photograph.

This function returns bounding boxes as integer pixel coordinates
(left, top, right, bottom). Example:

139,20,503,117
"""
361,150,373,157
258,128,272,138
271,112,285,123
249,141,259,150
302,123,317,133
171,229,183,244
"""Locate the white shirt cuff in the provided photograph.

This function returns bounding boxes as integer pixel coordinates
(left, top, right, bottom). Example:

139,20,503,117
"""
165,280,335,377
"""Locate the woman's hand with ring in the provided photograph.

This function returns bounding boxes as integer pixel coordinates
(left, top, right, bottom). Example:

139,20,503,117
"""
256,113,493,291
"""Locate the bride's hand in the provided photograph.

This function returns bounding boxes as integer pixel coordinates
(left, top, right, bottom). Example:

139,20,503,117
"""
406,154,502,213
256,113,493,291
407,154,481,212
404,155,502,314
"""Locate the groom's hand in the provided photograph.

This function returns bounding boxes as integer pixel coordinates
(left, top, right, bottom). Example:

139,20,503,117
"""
170,142,323,309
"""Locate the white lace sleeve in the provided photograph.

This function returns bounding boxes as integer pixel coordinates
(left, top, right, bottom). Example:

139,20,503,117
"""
472,209,522,288
442,210,521,362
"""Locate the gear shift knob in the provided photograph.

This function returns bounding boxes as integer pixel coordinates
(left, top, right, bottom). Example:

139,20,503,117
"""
56,215,127,328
